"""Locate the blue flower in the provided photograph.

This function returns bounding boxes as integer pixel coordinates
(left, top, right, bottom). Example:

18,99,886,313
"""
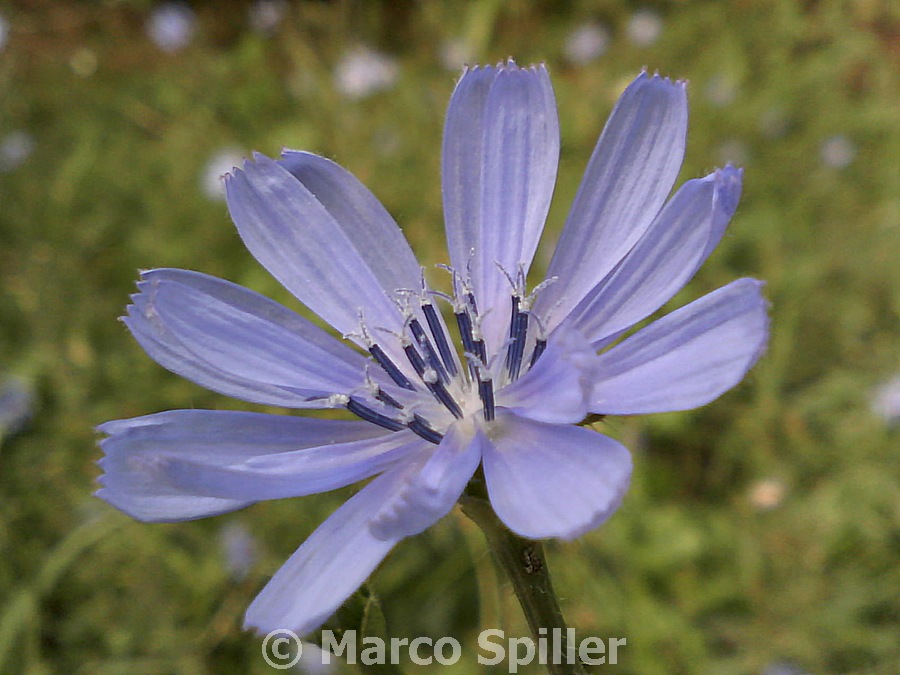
97,63,769,634
145,3,196,54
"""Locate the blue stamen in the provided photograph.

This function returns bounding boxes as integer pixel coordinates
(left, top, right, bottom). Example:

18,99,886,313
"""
473,336,487,366
422,301,458,377
404,343,463,418
375,388,403,409
466,291,478,316
346,397,406,431
428,378,464,418
455,309,479,381
408,414,444,444
370,343,415,390
530,338,547,367
403,342,428,378
478,376,495,422
455,310,476,355
505,295,520,372
508,295,520,338
409,318,448,383
505,298,529,382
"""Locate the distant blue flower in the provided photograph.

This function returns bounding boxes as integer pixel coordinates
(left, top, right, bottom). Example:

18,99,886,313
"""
145,3,196,54
0,130,35,173
248,0,287,36
820,134,857,169
762,662,810,675
0,376,34,442
563,22,610,65
334,46,398,99
97,63,769,635
0,12,9,53
871,373,900,425
219,521,258,580
627,8,664,47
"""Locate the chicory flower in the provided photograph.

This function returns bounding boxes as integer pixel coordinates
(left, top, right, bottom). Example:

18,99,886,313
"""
97,62,768,634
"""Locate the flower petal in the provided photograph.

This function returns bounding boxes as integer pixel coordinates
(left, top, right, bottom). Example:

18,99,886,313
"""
159,432,428,501
497,331,595,424
131,269,373,404
224,153,416,362
591,278,769,414
124,272,316,409
244,467,412,635
96,410,400,522
538,72,688,329
568,166,743,346
442,62,559,352
482,413,632,540
161,433,422,503
277,150,423,299
368,422,483,540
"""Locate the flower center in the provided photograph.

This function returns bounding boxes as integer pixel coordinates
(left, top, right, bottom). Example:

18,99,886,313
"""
340,274,550,445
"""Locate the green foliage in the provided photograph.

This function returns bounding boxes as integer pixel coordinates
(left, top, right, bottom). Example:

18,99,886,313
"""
0,1,896,673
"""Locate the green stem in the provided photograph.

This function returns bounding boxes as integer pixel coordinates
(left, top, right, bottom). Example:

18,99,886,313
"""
461,483,587,675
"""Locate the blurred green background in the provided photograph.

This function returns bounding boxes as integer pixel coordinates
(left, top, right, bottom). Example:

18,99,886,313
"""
0,1,897,673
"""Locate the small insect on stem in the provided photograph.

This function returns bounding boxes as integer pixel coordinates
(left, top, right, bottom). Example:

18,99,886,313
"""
523,544,543,575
